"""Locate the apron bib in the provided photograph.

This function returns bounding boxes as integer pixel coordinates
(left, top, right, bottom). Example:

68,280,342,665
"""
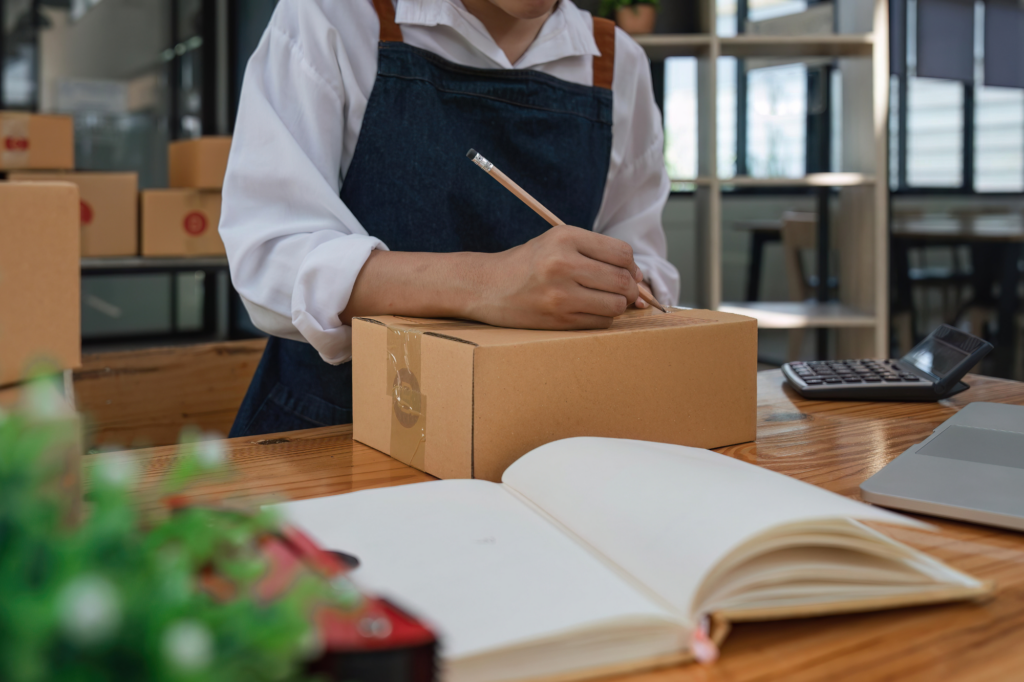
230,1,616,437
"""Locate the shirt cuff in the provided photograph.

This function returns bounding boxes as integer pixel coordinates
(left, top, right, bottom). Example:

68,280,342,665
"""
635,253,680,308
291,233,387,364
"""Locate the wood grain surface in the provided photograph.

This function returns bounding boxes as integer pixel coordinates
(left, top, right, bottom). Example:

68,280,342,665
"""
74,338,267,449
90,370,1024,682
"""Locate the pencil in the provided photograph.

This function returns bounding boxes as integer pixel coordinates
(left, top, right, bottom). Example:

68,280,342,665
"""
466,149,668,313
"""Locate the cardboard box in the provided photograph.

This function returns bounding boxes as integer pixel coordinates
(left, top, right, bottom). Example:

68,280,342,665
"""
8,171,138,257
140,189,224,257
353,308,757,482
168,136,231,189
0,112,75,170
0,182,82,386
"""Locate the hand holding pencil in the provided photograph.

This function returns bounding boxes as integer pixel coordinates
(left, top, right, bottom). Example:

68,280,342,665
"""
466,149,667,313
339,149,667,330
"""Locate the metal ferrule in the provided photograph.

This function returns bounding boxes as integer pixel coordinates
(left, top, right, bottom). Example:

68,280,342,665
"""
471,153,494,173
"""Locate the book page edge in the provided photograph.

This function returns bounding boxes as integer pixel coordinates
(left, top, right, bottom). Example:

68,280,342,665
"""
713,580,996,622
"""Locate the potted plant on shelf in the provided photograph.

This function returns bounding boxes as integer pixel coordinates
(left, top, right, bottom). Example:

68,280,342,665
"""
602,0,659,35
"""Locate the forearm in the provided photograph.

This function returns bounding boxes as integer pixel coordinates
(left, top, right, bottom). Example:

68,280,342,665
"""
340,250,492,324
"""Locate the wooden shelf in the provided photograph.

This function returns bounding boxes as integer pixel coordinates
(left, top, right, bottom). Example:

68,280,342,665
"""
720,34,874,58
82,257,229,272
671,173,875,187
655,0,888,358
722,173,875,187
635,33,874,61
669,177,714,185
718,302,878,330
633,34,712,60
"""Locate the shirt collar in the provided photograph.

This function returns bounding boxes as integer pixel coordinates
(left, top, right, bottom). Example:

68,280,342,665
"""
394,0,601,70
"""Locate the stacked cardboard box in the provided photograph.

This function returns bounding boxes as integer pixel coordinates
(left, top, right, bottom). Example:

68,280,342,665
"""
0,113,81,398
9,171,138,257
5,128,232,258
0,112,74,171
0,182,82,387
142,136,231,257
3,110,143,258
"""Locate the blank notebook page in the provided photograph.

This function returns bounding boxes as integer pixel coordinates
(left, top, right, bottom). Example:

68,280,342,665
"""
276,479,676,660
502,438,930,617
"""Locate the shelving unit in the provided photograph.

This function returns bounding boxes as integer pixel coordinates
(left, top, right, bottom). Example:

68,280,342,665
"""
672,173,876,187
641,0,890,359
81,257,239,346
719,34,874,58
717,302,877,329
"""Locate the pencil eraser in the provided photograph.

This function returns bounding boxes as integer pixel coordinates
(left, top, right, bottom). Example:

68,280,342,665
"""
466,149,477,159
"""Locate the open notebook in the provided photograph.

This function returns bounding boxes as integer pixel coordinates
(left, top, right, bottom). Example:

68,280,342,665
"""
276,438,991,682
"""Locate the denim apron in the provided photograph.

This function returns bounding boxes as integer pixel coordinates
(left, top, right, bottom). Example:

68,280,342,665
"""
229,0,616,437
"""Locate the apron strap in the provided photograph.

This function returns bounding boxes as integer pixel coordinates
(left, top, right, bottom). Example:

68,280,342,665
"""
592,17,615,90
373,0,404,43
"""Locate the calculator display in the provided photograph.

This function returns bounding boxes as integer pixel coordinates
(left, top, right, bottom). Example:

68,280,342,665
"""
902,339,968,379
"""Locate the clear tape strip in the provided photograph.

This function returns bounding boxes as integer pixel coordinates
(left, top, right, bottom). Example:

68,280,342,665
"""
386,327,427,470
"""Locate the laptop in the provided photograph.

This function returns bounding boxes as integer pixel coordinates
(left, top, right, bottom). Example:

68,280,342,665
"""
861,403,1024,532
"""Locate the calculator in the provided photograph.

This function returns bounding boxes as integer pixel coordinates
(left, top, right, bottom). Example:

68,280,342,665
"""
782,325,993,401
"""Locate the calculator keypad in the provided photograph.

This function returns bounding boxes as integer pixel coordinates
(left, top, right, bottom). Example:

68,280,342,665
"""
788,360,924,385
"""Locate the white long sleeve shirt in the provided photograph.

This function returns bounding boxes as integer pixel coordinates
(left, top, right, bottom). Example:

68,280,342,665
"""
220,0,680,364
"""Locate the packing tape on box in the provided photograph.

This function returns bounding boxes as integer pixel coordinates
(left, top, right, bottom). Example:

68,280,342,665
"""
386,326,428,470
382,319,483,469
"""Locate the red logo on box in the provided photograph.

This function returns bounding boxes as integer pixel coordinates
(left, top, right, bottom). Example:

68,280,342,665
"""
183,211,208,235
3,136,29,151
80,201,94,226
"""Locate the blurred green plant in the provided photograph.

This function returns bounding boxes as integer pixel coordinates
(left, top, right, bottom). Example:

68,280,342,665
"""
0,380,332,682
600,0,659,18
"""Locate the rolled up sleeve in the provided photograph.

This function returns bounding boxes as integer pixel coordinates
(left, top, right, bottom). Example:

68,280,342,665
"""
219,14,385,365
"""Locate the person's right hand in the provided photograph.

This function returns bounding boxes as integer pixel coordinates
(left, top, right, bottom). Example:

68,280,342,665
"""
467,225,644,330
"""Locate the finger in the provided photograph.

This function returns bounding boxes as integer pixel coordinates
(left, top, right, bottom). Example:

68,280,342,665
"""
635,298,649,309
568,285,630,319
634,266,645,283
568,230,638,276
570,256,640,301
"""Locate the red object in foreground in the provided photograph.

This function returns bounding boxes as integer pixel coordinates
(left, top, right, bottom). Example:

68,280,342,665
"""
312,598,437,682
194,513,438,682
265,527,438,681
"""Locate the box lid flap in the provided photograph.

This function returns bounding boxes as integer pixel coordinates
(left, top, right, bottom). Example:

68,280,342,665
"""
355,308,754,348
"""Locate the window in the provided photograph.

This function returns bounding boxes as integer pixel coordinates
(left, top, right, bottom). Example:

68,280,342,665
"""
975,85,1024,192
663,0,818,184
663,0,1024,194
746,63,807,178
664,57,697,183
718,57,738,178
2,1,40,109
972,1,1024,192
906,78,963,187
891,0,1024,193
748,0,808,23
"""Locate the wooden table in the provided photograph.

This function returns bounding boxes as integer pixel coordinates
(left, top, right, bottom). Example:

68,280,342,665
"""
94,371,1024,682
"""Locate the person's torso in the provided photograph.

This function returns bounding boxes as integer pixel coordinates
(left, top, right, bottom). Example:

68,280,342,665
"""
274,0,617,183
338,0,615,252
